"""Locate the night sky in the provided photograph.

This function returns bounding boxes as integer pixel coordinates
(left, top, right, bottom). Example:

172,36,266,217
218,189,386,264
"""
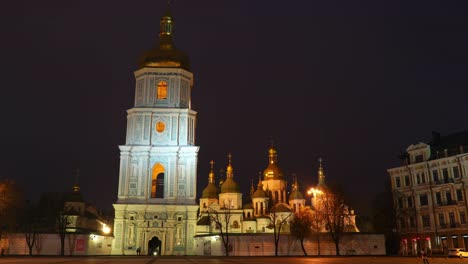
2,1,468,216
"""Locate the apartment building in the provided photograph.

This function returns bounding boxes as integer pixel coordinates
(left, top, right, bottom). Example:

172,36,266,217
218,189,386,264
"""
388,131,468,256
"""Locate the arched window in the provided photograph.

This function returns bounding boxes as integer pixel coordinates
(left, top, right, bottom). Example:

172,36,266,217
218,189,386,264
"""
157,81,168,99
233,221,239,228
151,163,165,198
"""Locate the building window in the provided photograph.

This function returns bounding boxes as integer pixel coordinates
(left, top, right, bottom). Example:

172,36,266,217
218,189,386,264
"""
396,177,401,188
415,154,423,163
433,170,439,182
420,194,428,206
436,192,442,205
446,191,453,203
157,81,168,99
421,172,426,183
151,163,165,199
461,211,466,224
407,196,413,208
422,215,430,227
443,168,449,183
454,166,460,178
457,189,463,201
453,235,459,248
404,175,410,186
449,212,456,228
409,216,415,228
439,213,445,226
397,197,403,209
400,219,407,229
416,173,421,185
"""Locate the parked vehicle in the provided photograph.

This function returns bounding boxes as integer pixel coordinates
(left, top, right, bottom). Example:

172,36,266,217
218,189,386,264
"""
448,248,468,258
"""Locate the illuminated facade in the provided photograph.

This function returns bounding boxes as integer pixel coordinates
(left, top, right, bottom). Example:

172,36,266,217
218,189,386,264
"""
111,9,199,256
195,149,360,254
196,146,298,236
387,131,468,256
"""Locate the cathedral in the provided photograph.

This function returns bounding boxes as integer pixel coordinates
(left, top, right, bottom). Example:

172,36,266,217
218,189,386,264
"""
111,8,365,256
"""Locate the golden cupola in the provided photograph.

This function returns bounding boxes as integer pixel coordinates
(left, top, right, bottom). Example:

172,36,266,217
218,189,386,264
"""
263,146,284,180
220,153,240,193
288,176,304,200
138,7,190,70
252,178,267,198
201,160,219,199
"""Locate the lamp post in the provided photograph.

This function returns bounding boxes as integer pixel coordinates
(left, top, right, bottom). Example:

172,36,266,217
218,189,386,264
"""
307,187,323,208
307,187,324,256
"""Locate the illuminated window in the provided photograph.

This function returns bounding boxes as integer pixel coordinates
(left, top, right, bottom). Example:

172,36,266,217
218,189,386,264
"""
151,163,165,198
157,81,168,99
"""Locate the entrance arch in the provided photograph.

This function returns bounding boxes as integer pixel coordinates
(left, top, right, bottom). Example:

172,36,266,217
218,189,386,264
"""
148,236,162,256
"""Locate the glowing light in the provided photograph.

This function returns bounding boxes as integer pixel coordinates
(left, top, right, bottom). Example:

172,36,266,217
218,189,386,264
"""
102,225,111,234
307,188,323,196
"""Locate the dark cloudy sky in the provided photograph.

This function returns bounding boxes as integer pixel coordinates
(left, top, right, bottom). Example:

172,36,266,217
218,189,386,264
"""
2,0,468,216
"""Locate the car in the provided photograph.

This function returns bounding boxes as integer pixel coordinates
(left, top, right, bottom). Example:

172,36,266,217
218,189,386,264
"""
448,248,468,258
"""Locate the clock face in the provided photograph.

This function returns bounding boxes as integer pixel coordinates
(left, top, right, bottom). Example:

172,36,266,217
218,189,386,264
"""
155,121,165,133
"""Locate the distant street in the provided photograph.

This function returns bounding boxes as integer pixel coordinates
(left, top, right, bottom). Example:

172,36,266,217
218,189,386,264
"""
0,256,464,264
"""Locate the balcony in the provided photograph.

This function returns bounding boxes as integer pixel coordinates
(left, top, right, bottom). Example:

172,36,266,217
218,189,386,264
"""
436,200,458,206
439,223,461,229
436,178,455,184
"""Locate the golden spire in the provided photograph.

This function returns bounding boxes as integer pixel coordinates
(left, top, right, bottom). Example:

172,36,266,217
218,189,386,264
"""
291,173,298,191
268,137,277,164
257,171,263,189
73,168,80,192
208,160,215,184
317,157,326,187
226,153,234,178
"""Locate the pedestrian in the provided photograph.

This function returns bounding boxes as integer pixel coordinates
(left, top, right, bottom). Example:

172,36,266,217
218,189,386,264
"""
136,247,141,255
421,248,429,264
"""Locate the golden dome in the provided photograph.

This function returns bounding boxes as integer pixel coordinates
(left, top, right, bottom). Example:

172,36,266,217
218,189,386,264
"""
138,9,190,70
201,183,218,199
252,179,267,198
220,153,240,193
220,177,240,193
263,146,283,180
201,160,218,198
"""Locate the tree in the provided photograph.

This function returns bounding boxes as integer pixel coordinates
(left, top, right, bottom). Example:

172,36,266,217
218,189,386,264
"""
289,206,314,256
311,208,324,256
268,203,293,256
207,199,234,256
56,210,71,256
317,189,351,256
21,201,41,256
0,179,24,241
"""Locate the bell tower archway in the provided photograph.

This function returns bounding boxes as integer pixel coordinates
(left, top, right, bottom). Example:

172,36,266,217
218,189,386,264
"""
148,236,162,256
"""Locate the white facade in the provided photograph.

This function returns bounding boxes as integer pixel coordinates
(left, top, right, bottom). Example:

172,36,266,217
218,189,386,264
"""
112,10,199,256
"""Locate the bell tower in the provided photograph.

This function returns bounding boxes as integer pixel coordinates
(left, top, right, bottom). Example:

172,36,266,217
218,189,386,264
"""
112,7,199,256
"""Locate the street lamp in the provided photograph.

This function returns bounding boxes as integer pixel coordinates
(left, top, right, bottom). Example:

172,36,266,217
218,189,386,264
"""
307,187,323,207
